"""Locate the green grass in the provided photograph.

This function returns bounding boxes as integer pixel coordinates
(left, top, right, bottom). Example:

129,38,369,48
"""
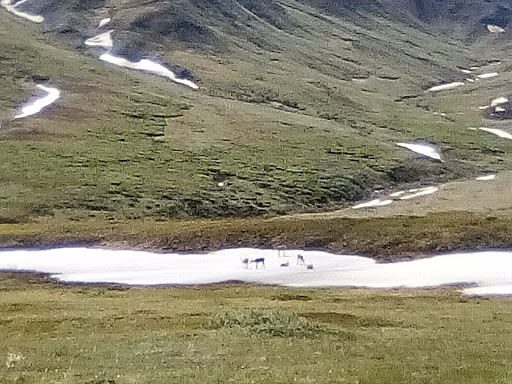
1,274,512,383
2,3,512,256
1,4,512,226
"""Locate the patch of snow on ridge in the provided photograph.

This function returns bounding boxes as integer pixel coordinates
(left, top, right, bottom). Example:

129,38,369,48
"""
352,199,393,209
487,25,505,33
426,82,465,93
1,248,512,296
476,175,496,181
15,85,60,119
98,18,111,28
85,30,113,49
399,187,439,200
479,127,512,140
99,53,199,90
396,142,443,161
491,97,508,106
1,0,44,23
477,72,499,79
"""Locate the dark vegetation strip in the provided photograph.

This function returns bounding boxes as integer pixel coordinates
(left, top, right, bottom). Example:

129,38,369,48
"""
0,212,510,259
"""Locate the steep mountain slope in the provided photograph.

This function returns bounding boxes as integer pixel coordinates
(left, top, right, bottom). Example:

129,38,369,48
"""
1,0,512,230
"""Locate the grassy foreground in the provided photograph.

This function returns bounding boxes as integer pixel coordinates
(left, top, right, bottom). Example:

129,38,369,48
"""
1,273,512,384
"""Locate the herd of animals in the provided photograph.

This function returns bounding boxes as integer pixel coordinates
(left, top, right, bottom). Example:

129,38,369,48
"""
241,253,314,270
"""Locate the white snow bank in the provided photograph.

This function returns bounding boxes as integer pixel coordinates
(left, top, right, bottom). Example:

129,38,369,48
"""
477,72,499,79
14,84,60,119
1,0,43,23
99,53,199,90
397,142,443,161
479,127,512,140
352,199,393,209
352,186,438,210
476,174,496,181
491,97,508,106
85,30,113,49
399,186,438,200
98,17,111,28
487,25,505,33
426,82,465,93
1,248,512,296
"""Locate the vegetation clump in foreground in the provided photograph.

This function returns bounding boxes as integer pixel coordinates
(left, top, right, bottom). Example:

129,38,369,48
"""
212,309,339,339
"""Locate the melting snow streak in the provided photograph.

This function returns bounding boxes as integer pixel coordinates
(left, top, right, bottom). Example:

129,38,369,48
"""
1,0,44,23
98,17,111,28
488,25,505,33
85,30,114,49
352,199,393,209
15,85,60,119
476,175,496,181
396,142,443,161
479,127,512,140
426,82,464,93
100,53,199,89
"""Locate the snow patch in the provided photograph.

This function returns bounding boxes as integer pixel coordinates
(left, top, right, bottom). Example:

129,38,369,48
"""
477,72,499,79
399,187,439,200
487,25,505,33
476,175,496,181
491,97,508,106
98,17,111,28
1,248,512,296
1,0,44,23
99,53,199,90
479,127,512,140
426,82,465,93
85,30,114,49
396,142,443,161
14,85,60,119
352,199,393,209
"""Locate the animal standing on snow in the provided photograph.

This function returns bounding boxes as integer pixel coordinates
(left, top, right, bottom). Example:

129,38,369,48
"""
251,258,265,269
241,258,249,269
297,254,305,266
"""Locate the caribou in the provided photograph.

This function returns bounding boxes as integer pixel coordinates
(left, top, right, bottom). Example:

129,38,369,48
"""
250,258,265,269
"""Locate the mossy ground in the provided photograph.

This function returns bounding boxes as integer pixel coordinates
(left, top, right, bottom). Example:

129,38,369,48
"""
2,273,512,384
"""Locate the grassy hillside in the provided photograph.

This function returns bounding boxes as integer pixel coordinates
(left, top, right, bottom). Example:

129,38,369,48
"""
2,273,512,384
1,0,512,253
